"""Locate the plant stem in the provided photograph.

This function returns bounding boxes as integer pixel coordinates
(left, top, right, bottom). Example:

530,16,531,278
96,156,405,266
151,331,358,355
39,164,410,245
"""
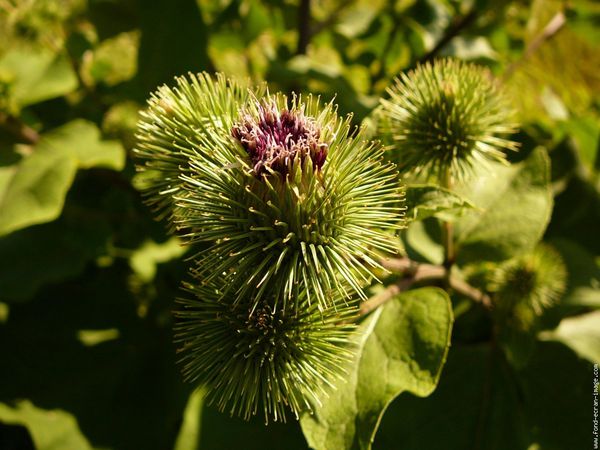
296,0,311,55
417,7,478,65
502,10,567,82
0,112,40,144
440,167,455,272
360,257,492,316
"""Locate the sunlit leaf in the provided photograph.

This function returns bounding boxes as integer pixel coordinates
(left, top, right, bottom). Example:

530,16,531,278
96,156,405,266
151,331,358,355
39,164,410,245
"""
0,120,124,236
301,288,453,450
454,147,552,263
0,401,93,450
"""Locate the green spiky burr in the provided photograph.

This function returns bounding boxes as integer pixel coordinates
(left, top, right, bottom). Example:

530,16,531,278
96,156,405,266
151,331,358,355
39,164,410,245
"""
135,72,266,220
490,244,567,330
378,58,519,181
175,279,357,423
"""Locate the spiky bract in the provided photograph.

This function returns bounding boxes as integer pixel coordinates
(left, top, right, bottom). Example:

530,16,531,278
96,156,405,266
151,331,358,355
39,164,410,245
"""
135,73,265,220
378,58,518,181
490,244,567,329
135,77,405,310
175,280,356,422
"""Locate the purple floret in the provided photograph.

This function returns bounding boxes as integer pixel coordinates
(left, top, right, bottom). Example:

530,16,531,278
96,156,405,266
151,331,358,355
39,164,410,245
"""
232,101,328,177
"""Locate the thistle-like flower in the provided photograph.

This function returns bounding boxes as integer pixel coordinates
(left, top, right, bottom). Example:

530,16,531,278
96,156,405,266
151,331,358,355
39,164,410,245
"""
378,58,518,181
490,244,567,330
231,100,328,177
135,75,405,310
175,279,356,422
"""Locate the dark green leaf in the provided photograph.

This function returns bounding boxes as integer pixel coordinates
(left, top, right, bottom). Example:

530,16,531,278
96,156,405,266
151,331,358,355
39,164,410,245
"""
0,401,92,450
405,184,475,222
454,147,552,264
300,288,453,450
0,48,78,110
0,120,124,236
375,342,591,450
539,311,600,363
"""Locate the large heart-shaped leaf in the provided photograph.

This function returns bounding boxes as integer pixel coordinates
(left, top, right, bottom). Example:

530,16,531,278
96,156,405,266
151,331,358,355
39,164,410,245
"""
0,120,124,236
0,401,93,450
405,184,475,222
539,311,600,364
0,48,78,110
454,147,552,264
300,287,453,450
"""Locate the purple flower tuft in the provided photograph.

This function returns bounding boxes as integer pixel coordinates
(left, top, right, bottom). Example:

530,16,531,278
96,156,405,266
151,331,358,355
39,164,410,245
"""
232,101,328,177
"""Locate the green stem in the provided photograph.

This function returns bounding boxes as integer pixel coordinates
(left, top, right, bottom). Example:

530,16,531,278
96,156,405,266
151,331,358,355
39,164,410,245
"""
441,168,455,273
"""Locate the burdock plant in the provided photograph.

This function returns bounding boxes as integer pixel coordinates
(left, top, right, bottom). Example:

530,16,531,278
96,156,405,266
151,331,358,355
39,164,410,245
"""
135,72,405,422
378,58,518,183
176,278,356,422
490,244,567,330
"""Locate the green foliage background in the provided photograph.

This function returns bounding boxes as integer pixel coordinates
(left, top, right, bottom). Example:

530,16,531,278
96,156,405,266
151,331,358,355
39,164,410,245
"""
0,0,599,449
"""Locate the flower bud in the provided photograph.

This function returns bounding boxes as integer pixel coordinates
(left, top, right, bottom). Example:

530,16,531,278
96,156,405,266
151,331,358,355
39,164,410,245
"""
378,58,518,181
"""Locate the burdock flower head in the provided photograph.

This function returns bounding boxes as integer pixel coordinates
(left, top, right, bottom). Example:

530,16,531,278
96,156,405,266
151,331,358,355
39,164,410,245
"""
135,73,265,220
141,85,406,311
176,278,356,422
377,58,518,181
490,244,567,330
232,100,328,177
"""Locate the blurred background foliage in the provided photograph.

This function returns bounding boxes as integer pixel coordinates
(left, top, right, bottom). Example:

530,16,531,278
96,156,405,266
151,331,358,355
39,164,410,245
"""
0,0,598,449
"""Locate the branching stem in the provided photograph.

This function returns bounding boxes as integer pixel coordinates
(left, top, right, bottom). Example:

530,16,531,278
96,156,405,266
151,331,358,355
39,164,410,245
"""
502,10,567,82
0,112,40,144
360,257,492,316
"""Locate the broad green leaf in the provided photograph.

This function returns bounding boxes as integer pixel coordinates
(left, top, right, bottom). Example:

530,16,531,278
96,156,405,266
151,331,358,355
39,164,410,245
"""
0,144,77,236
402,219,444,265
0,120,124,236
335,4,380,38
0,214,111,302
41,119,125,170
551,238,600,308
80,31,140,87
405,184,475,222
0,47,78,111
375,342,591,450
539,311,600,363
173,389,205,450
300,288,453,450
0,401,93,450
129,237,187,282
454,147,552,264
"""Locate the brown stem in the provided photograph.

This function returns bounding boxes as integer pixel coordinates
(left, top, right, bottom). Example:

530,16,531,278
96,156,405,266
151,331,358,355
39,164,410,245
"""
502,10,567,82
417,7,478,65
0,112,40,144
440,167,455,273
360,257,492,316
296,0,311,55
310,0,354,37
